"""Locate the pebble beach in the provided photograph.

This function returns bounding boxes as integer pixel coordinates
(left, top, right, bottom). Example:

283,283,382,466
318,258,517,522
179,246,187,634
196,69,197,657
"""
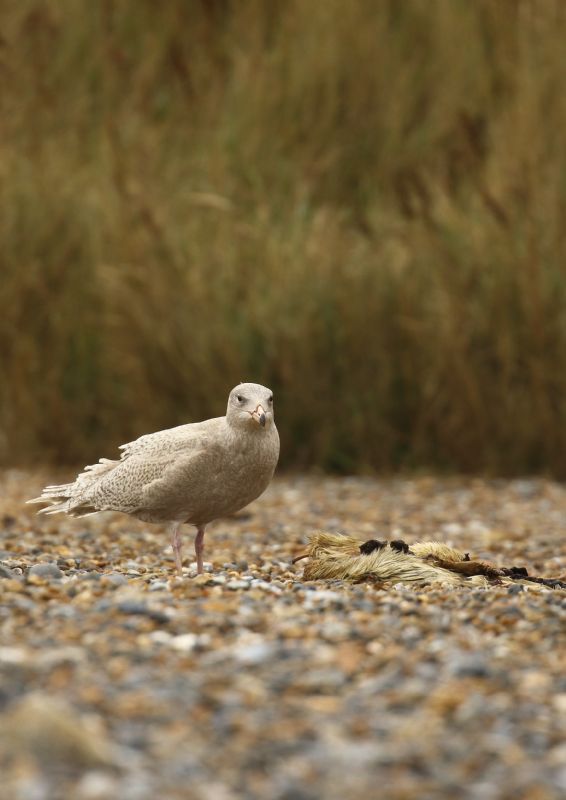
0,471,565,800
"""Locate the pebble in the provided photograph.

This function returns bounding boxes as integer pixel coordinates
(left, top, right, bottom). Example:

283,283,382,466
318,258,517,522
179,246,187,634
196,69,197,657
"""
0,693,117,768
103,573,128,587
28,563,63,579
148,581,169,592
232,638,275,665
450,654,492,678
226,580,250,591
169,633,200,653
75,771,121,800
0,563,15,579
114,600,170,624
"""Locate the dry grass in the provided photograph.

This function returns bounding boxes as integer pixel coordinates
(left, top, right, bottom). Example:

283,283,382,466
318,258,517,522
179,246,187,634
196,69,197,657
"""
1,0,566,474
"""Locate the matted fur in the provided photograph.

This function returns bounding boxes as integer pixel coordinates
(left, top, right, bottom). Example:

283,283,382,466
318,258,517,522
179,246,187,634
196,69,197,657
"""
297,532,559,588
299,532,489,586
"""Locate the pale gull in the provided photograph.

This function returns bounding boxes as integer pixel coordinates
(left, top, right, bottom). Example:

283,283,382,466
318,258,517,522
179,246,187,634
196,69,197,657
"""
28,383,280,575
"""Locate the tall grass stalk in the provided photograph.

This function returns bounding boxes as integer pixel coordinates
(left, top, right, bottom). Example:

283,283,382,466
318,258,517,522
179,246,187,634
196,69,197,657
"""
1,0,566,475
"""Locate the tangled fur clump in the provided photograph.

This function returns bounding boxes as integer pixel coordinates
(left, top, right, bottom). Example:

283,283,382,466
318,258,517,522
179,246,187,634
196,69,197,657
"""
296,532,566,589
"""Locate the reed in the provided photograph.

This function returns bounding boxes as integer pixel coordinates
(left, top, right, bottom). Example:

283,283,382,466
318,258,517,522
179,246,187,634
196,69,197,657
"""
1,0,566,475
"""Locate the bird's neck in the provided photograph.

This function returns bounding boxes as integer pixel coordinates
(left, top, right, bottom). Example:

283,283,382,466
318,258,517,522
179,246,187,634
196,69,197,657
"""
225,419,274,445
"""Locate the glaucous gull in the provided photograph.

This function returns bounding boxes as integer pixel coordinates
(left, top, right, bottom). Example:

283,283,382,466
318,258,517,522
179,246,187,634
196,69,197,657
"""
28,383,279,575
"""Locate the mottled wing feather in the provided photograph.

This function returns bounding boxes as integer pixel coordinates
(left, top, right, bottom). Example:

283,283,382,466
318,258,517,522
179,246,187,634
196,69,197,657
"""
85,422,224,517
139,443,220,518
118,418,224,460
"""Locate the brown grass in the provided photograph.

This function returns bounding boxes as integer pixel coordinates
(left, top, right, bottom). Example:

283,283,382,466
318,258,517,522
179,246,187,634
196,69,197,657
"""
1,0,566,474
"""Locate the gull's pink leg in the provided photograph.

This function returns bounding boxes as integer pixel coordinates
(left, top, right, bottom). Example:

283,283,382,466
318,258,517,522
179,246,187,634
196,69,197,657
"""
195,526,206,575
170,523,183,576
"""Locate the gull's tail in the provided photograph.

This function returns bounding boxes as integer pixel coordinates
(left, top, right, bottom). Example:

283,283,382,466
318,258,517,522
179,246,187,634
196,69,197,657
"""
26,458,117,517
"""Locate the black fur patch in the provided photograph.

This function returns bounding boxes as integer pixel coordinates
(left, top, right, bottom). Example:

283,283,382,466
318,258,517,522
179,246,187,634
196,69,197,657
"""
359,539,387,555
501,566,529,578
390,540,410,554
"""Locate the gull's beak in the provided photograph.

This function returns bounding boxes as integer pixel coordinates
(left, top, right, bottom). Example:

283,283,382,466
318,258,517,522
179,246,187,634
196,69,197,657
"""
251,404,267,427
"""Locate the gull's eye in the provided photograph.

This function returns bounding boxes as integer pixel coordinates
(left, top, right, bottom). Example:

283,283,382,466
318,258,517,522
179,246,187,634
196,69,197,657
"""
268,395,273,404
236,395,244,403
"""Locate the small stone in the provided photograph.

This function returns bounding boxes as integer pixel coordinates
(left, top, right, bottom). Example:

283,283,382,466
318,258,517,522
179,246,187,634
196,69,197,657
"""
115,601,170,624
226,580,250,590
1,578,25,593
450,654,491,678
0,563,15,579
169,633,199,652
149,581,170,592
250,579,282,595
148,630,172,645
192,573,212,586
103,573,128,587
303,590,344,608
0,646,29,665
75,771,121,800
233,640,275,665
28,563,63,579
0,693,117,768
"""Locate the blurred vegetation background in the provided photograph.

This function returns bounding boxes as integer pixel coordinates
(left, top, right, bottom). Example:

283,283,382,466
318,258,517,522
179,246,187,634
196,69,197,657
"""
1,0,566,475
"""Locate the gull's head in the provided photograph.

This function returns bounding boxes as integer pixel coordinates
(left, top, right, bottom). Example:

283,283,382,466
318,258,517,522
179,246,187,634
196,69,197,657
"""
227,383,275,431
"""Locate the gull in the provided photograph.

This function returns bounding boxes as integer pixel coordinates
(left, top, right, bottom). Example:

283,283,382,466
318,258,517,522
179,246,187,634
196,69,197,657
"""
28,383,280,575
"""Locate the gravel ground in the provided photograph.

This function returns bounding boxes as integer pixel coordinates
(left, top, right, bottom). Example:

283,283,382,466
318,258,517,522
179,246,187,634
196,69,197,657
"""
0,470,565,800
